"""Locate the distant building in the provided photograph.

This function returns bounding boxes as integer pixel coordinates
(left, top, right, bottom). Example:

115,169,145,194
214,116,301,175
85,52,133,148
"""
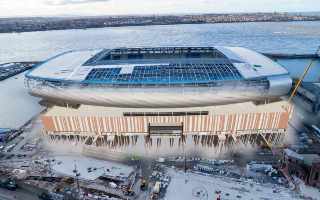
282,148,320,188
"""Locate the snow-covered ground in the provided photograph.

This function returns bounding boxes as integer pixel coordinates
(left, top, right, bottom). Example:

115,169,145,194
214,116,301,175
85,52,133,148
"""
52,155,134,181
295,177,320,200
165,169,303,200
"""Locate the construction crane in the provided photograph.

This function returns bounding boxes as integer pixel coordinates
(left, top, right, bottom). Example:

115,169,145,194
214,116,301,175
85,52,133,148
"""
288,46,320,103
261,47,320,191
260,46,320,151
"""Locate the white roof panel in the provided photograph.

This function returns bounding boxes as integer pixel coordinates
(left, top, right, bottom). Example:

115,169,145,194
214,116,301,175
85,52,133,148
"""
216,46,289,79
28,47,289,82
120,65,134,74
29,50,101,80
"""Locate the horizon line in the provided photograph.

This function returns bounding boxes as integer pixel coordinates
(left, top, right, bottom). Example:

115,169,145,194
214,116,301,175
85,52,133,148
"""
0,10,320,19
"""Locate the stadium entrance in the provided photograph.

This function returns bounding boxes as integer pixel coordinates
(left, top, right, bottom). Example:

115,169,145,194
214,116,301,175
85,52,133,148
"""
148,122,183,136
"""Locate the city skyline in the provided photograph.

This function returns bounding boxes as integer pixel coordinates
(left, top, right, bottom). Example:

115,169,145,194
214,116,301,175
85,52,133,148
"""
0,0,320,17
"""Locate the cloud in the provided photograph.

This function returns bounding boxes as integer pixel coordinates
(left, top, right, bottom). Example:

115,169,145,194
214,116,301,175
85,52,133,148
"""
0,0,319,17
46,0,109,6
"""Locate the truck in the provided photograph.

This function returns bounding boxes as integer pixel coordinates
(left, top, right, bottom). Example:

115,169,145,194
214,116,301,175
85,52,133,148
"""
153,181,161,194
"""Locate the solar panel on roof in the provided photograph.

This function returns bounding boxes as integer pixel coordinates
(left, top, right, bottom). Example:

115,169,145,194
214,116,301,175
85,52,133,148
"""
84,63,243,85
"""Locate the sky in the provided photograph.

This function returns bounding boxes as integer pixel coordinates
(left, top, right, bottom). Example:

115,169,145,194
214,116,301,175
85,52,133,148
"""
0,0,319,17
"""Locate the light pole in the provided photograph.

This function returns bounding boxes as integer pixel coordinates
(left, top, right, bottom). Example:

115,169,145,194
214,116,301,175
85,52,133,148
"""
73,163,81,200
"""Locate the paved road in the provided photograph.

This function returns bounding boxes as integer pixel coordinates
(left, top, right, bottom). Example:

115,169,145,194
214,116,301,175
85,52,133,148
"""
12,119,42,154
0,188,39,200
1,118,42,160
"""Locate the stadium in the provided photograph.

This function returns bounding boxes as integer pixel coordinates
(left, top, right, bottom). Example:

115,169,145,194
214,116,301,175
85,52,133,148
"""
25,46,292,108
25,47,293,149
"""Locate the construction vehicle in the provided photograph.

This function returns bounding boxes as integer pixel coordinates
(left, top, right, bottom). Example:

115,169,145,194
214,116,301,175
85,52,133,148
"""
288,46,320,103
140,178,148,191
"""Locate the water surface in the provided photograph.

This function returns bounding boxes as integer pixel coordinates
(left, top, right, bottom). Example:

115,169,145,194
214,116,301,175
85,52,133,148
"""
0,21,319,63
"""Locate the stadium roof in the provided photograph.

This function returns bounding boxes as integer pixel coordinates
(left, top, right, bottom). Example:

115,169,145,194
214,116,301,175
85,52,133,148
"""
27,46,289,85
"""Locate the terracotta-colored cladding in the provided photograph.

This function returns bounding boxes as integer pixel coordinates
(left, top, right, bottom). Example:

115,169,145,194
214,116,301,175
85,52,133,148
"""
114,117,118,133
62,117,67,131
262,113,268,129
42,116,55,131
234,114,240,131
64,117,69,131
135,117,139,132
110,117,114,132
247,114,252,130
249,113,255,130
192,115,196,131
279,112,289,129
134,117,138,132
67,117,72,131
139,117,143,132
43,109,291,134
71,117,75,131
56,117,62,131
58,117,64,131
245,114,250,130
85,117,91,133
254,113,261,129
142,117,146,132
230,115,234,131
240,114,245,130
212,116,216,132
205,116,209,132
98,118,104,133
267,112,274,129
272,113,278,129
118,117,121,132
186,116,190,131
76,117,81,131
226,115,231,131
91,117,97,133
219,115,225,131
130,117,134,132
124,118,128,133
54,116,60,131
140,117,144,132
233,114,237,132
83,117,88,133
